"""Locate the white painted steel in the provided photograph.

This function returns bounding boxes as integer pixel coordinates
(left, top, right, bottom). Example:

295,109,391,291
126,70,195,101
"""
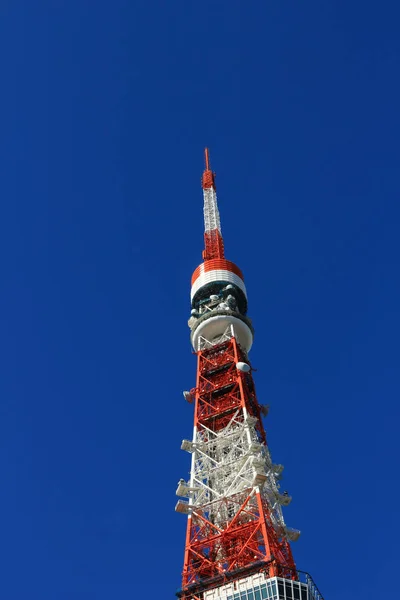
191,269,247,302
191,315,253,352
183,407,287,532
196,324,234,351
188,425,197,509
177,326,298,543
203,187,221,233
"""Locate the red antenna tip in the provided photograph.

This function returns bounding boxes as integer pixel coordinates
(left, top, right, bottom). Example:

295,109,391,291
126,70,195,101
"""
202,147,215,189
204,147,210,171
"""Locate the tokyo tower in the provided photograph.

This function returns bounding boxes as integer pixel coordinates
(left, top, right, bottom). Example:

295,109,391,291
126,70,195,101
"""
175,150,324,600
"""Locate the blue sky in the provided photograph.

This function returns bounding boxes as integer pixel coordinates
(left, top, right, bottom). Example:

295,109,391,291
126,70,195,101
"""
0,1,399,598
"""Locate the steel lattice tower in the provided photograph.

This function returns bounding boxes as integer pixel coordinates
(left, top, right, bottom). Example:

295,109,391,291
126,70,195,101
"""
175,150,324,600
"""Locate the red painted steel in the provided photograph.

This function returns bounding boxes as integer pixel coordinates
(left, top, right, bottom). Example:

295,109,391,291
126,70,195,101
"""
203,229,225,261
181,337,296,597
202,147,216,190
191,259,244,286
201,148,224,260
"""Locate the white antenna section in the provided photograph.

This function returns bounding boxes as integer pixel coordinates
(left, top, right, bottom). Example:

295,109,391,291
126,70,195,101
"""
203,187,222,234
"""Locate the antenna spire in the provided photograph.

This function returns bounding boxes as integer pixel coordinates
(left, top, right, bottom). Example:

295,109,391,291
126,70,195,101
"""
205,147,210,171
201,148,224,259
202,147,216,190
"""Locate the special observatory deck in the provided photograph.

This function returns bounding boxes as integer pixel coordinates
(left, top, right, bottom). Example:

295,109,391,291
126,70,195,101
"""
206,575,323,600
176,567,324,600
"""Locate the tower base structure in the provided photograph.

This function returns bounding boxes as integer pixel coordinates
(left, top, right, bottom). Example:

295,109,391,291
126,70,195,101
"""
176,563,323,600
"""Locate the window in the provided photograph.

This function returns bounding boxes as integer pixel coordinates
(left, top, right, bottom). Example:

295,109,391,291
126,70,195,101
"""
285,581,293,599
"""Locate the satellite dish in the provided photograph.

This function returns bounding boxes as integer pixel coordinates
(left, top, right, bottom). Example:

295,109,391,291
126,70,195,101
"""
183,390,193,403
285,527,301,542
236,362,251,372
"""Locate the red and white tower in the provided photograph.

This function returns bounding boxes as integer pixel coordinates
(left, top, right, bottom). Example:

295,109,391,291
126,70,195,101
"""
175,150,324,600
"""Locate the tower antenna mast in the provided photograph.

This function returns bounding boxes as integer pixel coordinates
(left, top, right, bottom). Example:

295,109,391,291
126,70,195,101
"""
202,148,224,261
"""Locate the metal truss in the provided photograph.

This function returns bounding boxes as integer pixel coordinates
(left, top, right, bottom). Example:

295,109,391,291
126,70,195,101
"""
203,187,224,259
203,187,221,234
175,150,324,600
197,325,235,351
182,412,287,532
177,332,298,589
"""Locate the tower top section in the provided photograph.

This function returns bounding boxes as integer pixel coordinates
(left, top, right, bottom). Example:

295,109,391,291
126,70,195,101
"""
190,150,249,349
202,148,216,190
201,148,224,260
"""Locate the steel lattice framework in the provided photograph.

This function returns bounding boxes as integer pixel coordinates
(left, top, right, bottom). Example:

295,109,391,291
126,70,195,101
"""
175,150,323,600
178,335,296,589
202,148,224,261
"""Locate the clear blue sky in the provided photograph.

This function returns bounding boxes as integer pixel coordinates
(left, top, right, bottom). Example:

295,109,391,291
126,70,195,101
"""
0,1,399,598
